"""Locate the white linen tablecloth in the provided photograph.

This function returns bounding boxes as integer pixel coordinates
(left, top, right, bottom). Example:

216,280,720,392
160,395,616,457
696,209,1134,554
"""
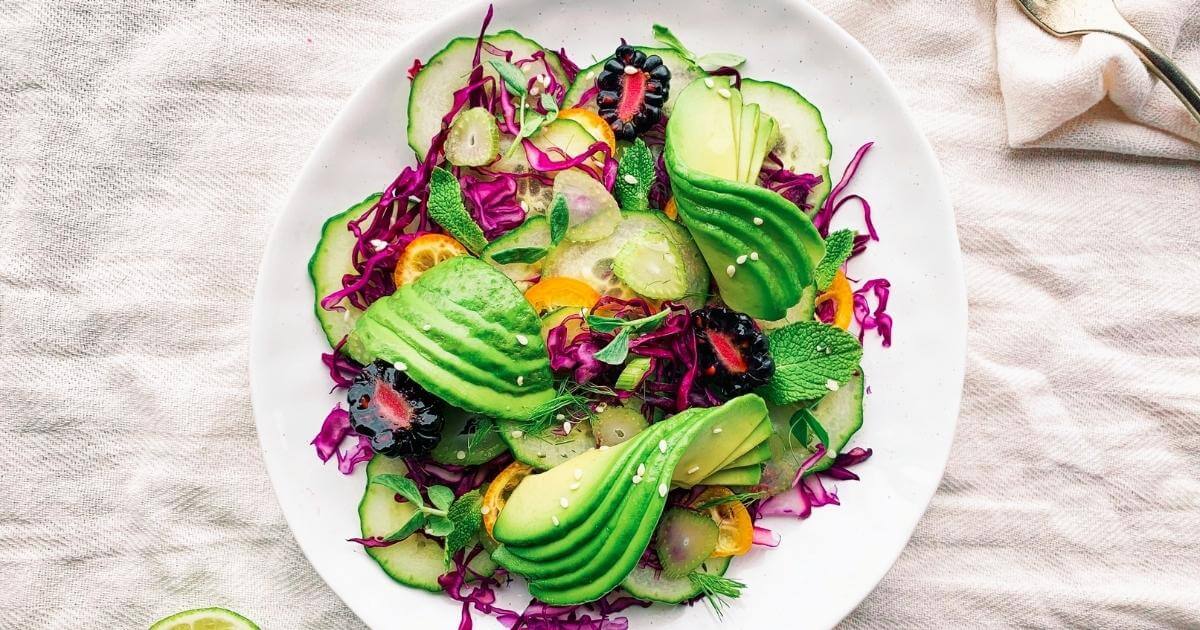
2,1,1198,628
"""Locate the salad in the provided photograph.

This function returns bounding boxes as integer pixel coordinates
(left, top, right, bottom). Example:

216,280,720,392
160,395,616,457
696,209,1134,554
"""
308,6,891,628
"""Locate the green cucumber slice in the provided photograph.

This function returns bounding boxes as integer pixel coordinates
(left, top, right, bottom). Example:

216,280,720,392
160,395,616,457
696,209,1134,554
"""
358,457,449,591
612,230,688,300
620,556,731,604
445,107,500,167
553,168,620,243
740,78,833,214
497,418,597,470
563,47,705,114
654,507,719,578
430,408,507,466
803,370,865,473
592,405,649,447
481,215,550,290
309,193,378,347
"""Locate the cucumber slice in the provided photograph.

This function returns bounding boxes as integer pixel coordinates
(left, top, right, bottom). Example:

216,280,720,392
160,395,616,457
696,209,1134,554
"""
543,211,710,310
540,306,587,345
149,608,259,630
445,107,500,167
654,508,719,578
482,215,550,290
308,193,378,347
563,47,705,114
497,418,597,470
358,457,450,591
612,230,688,300
534,118,607,170
740,79,833,213
430,407,507,466
614,357,652,391
592,405,648,447
621,556,731,604
803,370,865,473
409,31,569,161
553,169,620,243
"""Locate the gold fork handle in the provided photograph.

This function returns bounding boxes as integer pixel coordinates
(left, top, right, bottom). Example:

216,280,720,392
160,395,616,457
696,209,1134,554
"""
1108,32,1200,124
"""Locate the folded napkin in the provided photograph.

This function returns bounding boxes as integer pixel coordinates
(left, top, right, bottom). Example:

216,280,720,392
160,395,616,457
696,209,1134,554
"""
996,0,1200,160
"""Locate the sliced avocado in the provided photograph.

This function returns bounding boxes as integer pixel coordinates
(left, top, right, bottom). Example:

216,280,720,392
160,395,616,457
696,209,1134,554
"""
723,440,772,469
711,416,774,473
736,102,760,184
667,77,739,181
671,395,768,485
698,464,763,487
748,110,778,184
346,257,554,419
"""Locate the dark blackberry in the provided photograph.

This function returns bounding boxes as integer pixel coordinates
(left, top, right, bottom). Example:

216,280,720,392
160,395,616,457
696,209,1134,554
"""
347,360,444,457
595,45,670,141
692,307,774,398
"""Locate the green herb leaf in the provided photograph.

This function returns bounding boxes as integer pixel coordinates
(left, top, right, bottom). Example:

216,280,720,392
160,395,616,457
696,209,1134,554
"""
691,491,766,511
428,167,488,254
549,194,569,246
444,489,484,560
687,571,746,617
540,92,560,116
614,139,655,213
789,408,828,450
696,52,747,70
466,417,495,452
651,24,696,61
426,485,455,512
384,511,427,542
371,474,424,507
489,246,549,265
424,515,455,538
593,327,631,365
585,308,670,334
814,229,856,290
760,322,863,404
488,60,529,96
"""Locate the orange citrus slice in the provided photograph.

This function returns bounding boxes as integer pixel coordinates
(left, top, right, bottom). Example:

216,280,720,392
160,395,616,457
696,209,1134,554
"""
816,270,853,330
663,197,678,221
524,277,601,314
556,108,618,154
690,486,754,557
393,233,469,286
482,461,534,538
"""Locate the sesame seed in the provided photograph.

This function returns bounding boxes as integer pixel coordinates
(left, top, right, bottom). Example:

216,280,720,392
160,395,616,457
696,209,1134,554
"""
736,254,748,265
556,413,566,420
826,379,840,391
687,465,701,475
726,265,737,278
595,403,607,413
537,452,547,458
511,430,524,438
632,475,642,484
552,515,561,526
560,497,569,508
529,84,541,96
753,217,764,226
624,65,638,75
658,483,669,497
717,88,732,99
517,376,525,386
480,505,491,515
658,440,668,453
563,421,572,434
574,468,583,480
750,251,760,261
455,450,466,460
704,77,715,88
370,239,389,251
422,324,432,331
623,174,639,185
393,361,408,371
637,463,646,476
713,427,723,434
516,334,529,346
569,482,580,490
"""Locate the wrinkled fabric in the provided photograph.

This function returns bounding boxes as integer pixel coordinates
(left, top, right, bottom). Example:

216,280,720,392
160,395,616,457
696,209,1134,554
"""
1,1,1198,629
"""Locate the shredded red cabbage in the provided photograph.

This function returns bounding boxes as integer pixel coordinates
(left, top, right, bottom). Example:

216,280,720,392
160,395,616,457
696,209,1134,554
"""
310,404,374,475
572,85,599,109
812,142,873,237
760,153,823,212
853,279,892,347
752,526,781,547
408,58,424,81
756,445,874,522
521,140,617,190
707,66,743,89
337,435,374,474
321,337,361,390
458,173,528,239
556,48,582,84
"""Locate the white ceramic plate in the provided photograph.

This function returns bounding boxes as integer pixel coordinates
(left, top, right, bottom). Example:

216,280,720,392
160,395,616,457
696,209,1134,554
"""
250,0,966,628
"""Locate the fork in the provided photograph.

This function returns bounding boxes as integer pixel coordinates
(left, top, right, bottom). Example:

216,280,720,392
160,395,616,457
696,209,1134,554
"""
1015,0,1200,124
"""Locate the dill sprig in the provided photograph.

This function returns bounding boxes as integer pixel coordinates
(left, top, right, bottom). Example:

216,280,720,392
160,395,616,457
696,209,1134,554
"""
687,571,746,617
691,490,766,511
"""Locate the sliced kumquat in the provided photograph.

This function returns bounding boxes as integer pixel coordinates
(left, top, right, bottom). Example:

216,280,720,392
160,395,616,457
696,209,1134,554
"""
482,461,534,539
689,486,754,557
524,277,602,314
394,233,469,286
816,269,853,330
663,197,678,221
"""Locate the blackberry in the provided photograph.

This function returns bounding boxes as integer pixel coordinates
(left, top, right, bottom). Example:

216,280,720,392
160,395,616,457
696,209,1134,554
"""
595,45,670,141
347,360,444,457
693,307,774,398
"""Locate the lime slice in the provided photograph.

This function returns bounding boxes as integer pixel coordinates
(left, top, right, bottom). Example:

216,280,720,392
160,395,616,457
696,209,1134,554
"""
149,608,260,630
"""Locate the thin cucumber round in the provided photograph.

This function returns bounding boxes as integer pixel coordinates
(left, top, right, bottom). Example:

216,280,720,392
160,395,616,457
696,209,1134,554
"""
612,230,688,300
804,370,865,473
654,507,720,578
481,215,550,290
430,407,507,466
620,556,731,604
563,47,705,114
358,457,450,591
553,168,620,243
740,78,833,214
592,405,649,447
308,193,379,347
497,418,596,470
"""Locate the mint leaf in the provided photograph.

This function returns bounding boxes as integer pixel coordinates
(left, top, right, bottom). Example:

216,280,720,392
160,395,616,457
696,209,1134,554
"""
593,327,631,364
384,511,426,542
549,194,569,246
371,474,423,507
424,515,455,538
428,167,488,254
760,322,863,404
614,139,655,213
652,24,697,61
488,60,528,96
540,92,560,116
427,485,455,512
444,490,483,560
696,52,746,70
490,246,548,265
815,229,856,291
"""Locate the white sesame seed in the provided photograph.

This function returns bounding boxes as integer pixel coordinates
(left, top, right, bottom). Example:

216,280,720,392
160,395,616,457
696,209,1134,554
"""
552,515,561,526
726,265,737,278
516,334,529,346
637,463,646,476
456,450,466,460
556,413,566,420
517,376,525,386
595,403,607,413
658,440,668,453
519,200,530,213
537,452,547,458
393,361,408,371
529,84,541,96
560,497,570,508
569,482,580,490
753,217,764,226
563,421,572,434
750,251,760,261
623,174,639,185
826,379,840,391
658,483,669,497
713,427,723,434
687,465,701,475
632,475,642,484
422,324,432,331
480,505,491,515
574,468,583,480
717,88,732,99
370,239,389,251
511,430,524,438
736,254,748,265
704,77,715,88
623,65,638,75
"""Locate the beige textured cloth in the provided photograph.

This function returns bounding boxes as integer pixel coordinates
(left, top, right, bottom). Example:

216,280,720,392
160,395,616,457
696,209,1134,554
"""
996,0,1200,160
2,1,1198,628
